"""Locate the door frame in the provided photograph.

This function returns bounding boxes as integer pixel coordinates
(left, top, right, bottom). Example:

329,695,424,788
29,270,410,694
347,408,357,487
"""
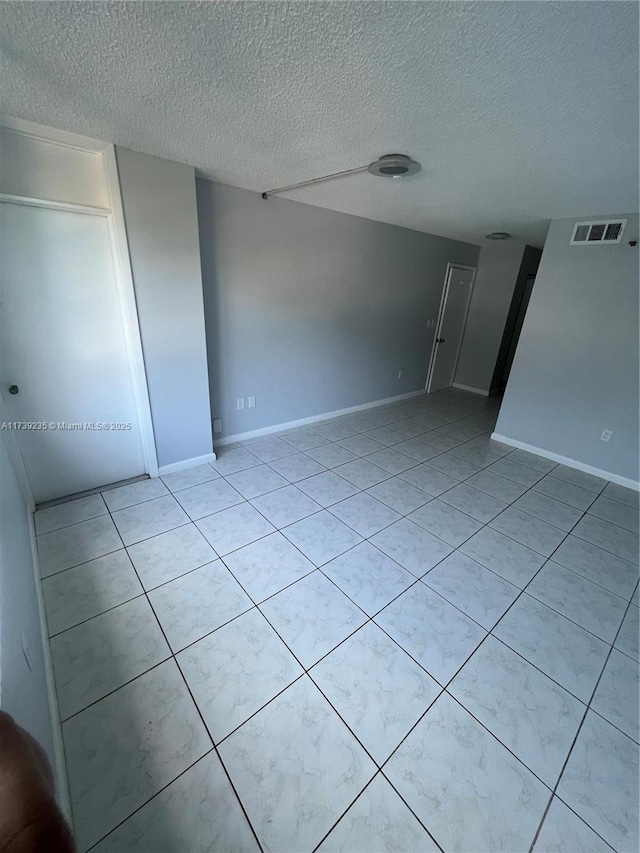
425,262,477,394
0,116,158,500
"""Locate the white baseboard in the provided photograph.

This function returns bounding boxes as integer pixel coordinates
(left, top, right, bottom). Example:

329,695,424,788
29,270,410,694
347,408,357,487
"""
157,452,217,476
453,383,490,397
491,433,640,491
27,509,73,822
216,390,426,447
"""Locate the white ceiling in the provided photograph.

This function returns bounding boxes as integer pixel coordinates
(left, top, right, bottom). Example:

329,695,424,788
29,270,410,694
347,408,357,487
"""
1,1,638,247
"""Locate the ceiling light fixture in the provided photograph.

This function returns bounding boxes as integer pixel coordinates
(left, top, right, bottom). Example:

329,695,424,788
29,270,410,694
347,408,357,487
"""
485,232,512,240
261,153,421,199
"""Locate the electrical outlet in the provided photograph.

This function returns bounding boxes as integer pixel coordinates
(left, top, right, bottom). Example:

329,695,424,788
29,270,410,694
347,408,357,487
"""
248,396,256,409
236,398,245,411
213,418,222,434
600,429,613,442
397,370,403,379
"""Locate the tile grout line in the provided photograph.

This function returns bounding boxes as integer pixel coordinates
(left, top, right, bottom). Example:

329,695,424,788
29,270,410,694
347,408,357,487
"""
82,747,219,853
309,770,446,853
155,486,473,845
40,406,629,659
212,569,455,853
36,392,637,851
345,472,630,845
184,408,630,852
38,402,613,547
526,592,640,852
185,450,624,847
42,405,629,678
252,419,636,563
82,499,265,853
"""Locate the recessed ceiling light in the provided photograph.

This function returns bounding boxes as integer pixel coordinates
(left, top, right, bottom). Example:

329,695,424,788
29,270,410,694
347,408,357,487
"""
485,232,512,240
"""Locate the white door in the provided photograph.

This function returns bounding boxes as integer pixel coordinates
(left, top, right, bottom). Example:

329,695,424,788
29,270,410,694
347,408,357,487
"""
427,265,475,393
0,202,146,502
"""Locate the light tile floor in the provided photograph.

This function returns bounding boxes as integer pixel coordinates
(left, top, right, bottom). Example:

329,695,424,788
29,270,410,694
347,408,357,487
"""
35,389,639,852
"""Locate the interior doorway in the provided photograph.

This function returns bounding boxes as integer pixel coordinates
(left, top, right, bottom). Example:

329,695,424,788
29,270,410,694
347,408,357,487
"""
0,118,157,504
426,264,476,393
499,274,536,386
1,201,148,502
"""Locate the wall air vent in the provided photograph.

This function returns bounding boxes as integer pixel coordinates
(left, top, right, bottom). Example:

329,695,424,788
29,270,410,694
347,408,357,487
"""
570,219,627,245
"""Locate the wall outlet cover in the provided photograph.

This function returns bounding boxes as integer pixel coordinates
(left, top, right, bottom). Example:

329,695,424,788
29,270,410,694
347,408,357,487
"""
600,429,613,442
237,398,245,411
213,418,222,434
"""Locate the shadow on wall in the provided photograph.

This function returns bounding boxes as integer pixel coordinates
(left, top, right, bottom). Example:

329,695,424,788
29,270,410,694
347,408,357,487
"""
196,179,225,434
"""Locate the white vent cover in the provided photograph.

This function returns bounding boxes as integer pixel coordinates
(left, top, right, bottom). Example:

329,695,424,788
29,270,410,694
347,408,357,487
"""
570,219,627,245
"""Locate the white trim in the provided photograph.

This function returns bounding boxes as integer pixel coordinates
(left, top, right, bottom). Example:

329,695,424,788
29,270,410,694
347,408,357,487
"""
425,263,477,393
0,114,106,153
158,452,218,476
216,390,425,446
425,270,450,393
491,433,640,491
453,382,490,397
0,117,159,483
26,508,73,823
0,193,110,216
101,145,159,477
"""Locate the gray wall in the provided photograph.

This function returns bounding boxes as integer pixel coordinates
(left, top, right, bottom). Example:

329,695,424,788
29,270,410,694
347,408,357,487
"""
0,433,55,766
196,180,480,439
116,148,213,467
454,241,527,393
495,213,639,482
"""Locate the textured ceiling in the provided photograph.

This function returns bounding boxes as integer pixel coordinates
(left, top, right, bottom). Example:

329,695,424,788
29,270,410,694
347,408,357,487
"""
1,1,638,247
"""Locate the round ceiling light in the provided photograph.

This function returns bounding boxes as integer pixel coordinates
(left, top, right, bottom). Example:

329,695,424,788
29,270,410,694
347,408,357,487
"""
262,153,422,198
485,232,512,240
367,154,422,178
